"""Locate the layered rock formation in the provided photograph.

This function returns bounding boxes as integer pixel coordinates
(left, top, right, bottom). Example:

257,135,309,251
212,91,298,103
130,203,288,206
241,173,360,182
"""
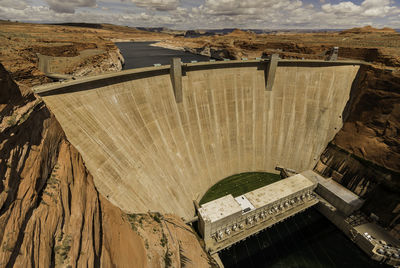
68,48,125,77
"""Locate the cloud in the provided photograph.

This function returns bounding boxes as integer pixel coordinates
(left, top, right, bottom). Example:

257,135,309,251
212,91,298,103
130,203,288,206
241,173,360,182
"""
0,0,27,10
199,0,301,16
0,0,399,29
131,0,179,11
321,0,397,18
45,0,96,13
321,2,362,14
361,0,396,17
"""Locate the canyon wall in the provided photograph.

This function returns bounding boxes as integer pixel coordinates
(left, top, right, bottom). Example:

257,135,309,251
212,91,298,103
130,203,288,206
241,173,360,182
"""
314,66,400,238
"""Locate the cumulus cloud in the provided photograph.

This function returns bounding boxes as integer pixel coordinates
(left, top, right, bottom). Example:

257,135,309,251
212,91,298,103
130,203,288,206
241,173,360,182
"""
45,0,96,13
199,0,302,15
361,0,396,17
321,2,362,14
322,0,397,18
131,0,179,11
0,0,399,29
189,0,400,29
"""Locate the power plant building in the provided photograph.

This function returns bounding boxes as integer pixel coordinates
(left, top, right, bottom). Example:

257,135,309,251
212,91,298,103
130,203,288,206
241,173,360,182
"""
198,173,318,252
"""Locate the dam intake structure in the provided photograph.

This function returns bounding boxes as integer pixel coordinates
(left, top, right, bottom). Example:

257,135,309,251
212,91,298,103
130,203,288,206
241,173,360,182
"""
34,58,364,219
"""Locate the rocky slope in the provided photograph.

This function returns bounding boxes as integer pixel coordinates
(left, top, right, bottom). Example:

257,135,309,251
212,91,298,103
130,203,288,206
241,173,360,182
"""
314,65,400,238
334,66,400,172
0,63,211,267
125,213,211,268
67,48,125,77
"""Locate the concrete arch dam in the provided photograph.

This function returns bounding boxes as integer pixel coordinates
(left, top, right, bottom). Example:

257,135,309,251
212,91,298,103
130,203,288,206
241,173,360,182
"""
35,59,362,218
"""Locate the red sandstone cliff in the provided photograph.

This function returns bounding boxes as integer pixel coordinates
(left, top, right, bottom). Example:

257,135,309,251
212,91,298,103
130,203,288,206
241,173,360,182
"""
335,66,400,172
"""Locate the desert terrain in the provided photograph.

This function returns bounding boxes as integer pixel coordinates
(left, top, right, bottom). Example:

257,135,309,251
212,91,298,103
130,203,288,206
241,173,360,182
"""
154,26,400,68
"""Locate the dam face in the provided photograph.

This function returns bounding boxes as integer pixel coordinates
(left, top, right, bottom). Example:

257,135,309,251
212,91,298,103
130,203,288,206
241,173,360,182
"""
37,60,360,218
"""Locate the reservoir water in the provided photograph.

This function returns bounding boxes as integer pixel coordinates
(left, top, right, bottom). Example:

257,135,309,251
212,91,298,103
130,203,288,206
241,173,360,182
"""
115,42,210,69
115,43,388,268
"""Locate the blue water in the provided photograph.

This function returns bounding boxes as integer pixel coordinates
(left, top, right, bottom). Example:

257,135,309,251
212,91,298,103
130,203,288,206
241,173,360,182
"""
115,41,211,70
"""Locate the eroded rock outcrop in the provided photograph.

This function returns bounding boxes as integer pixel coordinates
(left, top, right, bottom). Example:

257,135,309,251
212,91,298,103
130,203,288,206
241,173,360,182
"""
184,45,237,60
69,48,125,77
334,66,400,173
125,213,212,268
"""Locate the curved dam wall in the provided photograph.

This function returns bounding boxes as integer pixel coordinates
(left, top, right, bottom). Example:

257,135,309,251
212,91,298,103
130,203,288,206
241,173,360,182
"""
36,60,361,218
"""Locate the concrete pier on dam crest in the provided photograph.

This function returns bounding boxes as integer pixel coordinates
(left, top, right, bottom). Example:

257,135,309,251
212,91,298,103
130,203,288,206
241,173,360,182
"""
34,58,364,219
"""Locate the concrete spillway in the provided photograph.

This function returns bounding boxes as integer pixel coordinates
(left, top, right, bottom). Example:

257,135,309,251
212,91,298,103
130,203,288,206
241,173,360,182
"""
36,60,361,218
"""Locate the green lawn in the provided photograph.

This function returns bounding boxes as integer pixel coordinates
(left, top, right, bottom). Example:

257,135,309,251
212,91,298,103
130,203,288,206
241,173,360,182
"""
199,172,281,205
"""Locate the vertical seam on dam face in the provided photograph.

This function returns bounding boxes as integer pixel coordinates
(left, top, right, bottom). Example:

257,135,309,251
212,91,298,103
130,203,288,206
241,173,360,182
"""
39,63,361,219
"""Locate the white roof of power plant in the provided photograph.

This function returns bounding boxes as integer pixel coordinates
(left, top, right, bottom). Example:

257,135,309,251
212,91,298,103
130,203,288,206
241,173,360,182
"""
198,195,242,223
245,174,316,208
198,173,317,223
235,195,255,213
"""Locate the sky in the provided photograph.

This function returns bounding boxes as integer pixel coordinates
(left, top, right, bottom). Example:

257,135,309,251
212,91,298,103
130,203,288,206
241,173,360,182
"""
0,0,399,29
